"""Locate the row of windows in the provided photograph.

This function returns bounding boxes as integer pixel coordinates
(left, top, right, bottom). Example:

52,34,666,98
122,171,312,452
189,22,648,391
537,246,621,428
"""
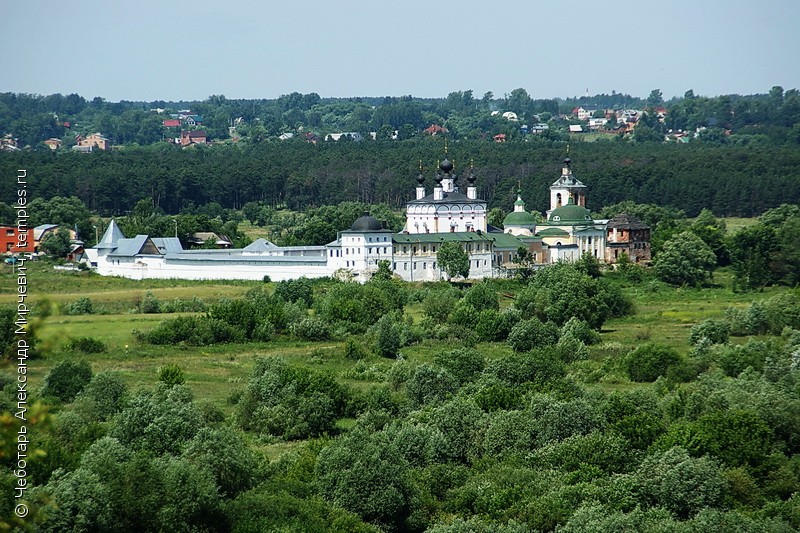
392,259,489,271
395,262,438,271
344,236,390,244
330,246,390,257
398,243,491,255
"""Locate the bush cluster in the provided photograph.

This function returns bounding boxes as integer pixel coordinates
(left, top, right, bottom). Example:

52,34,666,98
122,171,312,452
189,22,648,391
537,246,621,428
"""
236,357,350,439
65,336,107,353
63,297,94,315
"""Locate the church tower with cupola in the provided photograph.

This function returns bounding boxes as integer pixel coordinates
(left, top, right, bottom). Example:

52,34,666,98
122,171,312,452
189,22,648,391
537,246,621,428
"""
547,157,587,218
538,155,606,262
503,188,538,236
404,153,487,234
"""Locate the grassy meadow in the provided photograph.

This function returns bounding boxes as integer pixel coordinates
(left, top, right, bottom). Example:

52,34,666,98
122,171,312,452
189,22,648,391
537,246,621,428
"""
2,259,787,407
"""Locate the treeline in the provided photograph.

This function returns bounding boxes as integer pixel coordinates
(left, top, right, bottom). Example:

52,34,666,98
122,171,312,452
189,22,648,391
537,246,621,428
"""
2,141,800,218
3,86,800,147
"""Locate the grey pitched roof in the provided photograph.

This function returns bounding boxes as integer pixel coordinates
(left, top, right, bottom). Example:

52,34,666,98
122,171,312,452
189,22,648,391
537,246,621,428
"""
108,235,158,257
33,224,59,241
96,220,125,249
151,237,183,254
242,238,279,252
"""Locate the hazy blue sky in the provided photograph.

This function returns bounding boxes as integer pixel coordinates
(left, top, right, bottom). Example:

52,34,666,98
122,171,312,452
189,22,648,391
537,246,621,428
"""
2,1,799,102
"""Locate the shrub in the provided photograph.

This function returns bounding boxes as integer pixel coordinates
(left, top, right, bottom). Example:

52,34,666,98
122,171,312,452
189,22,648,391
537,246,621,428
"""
66,336,106,353
486,349,566,386
529,396,605,446
515,263,631,329
63,297,94,315
483,410,536,459
422,289,459,323
653,231,717,286
726,302,769,336
140,315,245,346
634,446,727,519
209,298,260,338
273,277,314,307
625,343,681,382
316,429,414,529
316,283,391,329
160,297,208,313
182,427,260,498
689,318,730,346
553,333,589,363
42,360,93,402
406,364,458,406
462,282,499,311
763,293,800,334
431,397,487,463
433,348,485,385
111,384,202,455
373,314,401,358
474,309,519,342
236,357,349,439
473,383,524,412
344,337,369,360
289,317,331,341
252,320,276,342
507,318,560,353
716,340,770,376
368,278,408,311
561,317,601,345
159,364,186,387
77,371,128,421
140,291,161,314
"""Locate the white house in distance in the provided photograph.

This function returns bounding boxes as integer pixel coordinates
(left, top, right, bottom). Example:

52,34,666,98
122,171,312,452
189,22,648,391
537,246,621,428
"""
87,155,648,281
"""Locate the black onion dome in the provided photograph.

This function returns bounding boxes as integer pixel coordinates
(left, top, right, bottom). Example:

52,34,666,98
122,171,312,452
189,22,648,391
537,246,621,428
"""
564,157,572,167
350,214,383,231
440,158,453,173
416,172,425,184
467,172,476,184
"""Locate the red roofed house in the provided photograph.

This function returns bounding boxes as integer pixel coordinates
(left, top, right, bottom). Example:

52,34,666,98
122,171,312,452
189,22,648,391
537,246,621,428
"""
180,130,208,146
423,124,448,136
76,133,111,151
44,138,62,150
163,119,182,128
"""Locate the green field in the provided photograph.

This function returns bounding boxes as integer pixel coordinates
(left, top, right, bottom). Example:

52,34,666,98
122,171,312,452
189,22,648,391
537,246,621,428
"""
3,260,786,402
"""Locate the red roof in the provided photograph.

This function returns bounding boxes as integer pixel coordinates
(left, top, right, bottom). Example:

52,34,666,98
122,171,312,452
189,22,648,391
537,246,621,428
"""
423,124,447,135
186,130,207,138
163,119,181,127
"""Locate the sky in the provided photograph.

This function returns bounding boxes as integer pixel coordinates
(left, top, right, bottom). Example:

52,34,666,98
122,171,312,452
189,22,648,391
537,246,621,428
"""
2,0,799,102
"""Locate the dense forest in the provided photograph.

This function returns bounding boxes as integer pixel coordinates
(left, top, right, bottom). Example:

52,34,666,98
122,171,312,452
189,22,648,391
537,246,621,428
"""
2,141,800,219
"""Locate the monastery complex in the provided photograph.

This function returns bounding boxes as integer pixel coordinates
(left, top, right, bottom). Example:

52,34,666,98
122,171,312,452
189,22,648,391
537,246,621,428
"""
86,156,651,281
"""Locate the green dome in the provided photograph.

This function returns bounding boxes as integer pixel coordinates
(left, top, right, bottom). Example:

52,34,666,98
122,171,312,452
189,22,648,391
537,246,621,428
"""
503,210,538,227
548,201,593,225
